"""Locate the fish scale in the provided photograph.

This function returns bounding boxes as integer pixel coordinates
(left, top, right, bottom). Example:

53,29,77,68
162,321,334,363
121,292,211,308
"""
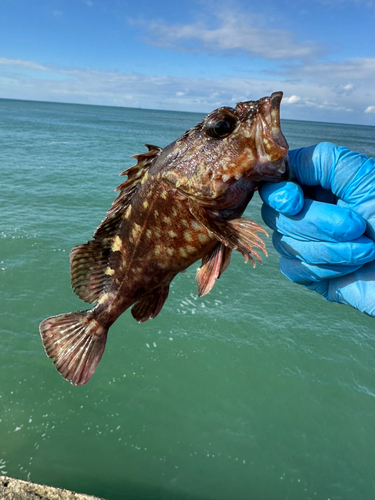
40,91,290,385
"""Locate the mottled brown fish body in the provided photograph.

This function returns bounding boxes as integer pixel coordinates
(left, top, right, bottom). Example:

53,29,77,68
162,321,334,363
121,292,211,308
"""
93,178,217,327
40,92,289,386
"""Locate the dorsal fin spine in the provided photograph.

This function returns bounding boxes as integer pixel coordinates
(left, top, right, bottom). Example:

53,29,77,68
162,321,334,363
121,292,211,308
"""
70,144,162,303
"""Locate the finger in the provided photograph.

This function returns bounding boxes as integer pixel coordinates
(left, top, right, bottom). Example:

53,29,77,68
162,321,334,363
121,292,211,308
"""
258,181,304,215
279,256,364,285
272,231,375,266
325,261,375,317
288,143,371,196
289,144,375,235
287,263,375,317
262,199,366,242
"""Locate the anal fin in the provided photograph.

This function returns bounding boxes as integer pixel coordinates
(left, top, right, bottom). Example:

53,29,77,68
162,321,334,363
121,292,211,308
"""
131,285,170,323
196,243,232,297
189,199,268,266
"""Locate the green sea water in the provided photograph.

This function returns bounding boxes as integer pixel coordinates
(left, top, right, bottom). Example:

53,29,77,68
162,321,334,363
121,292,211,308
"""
1,98,375,500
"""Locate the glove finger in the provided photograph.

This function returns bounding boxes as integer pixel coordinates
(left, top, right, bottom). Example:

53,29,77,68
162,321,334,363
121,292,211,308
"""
258,181,304,215
279,256,364,285
326,261,375,317
272,231,375,266
262,199,366,242
288,143,372,198
289,143,375,236
296,269,375,318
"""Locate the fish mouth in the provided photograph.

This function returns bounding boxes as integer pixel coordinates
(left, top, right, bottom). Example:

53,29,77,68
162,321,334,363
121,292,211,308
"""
268,91,289,152
257,91,289,159
238,92,290,182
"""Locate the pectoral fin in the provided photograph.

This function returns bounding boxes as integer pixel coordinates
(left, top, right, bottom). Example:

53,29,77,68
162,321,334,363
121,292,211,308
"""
189,199,267,266
196,243,232,297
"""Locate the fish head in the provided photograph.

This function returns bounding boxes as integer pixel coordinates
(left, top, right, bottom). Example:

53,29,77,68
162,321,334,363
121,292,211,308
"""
162,91,290,208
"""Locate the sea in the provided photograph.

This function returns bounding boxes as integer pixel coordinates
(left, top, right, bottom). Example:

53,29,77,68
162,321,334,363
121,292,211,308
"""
1,97,375,500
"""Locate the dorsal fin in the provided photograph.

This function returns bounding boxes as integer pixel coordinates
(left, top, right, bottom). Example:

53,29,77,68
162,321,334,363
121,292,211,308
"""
70,144,162,303
94,144,162,239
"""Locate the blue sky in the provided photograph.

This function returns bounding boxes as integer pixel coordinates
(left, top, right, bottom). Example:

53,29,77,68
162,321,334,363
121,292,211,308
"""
1,0,375,124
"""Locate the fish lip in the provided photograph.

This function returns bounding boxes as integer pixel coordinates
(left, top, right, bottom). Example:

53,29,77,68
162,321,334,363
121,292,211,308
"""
270,91,283,107
274,155,294,182
268,92,289,151
252,92,289,162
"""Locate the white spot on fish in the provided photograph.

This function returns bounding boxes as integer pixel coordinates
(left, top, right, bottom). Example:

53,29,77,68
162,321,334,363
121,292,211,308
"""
132,225,141,239
112,235,122,252
184,231,193,242
124,205,132,219
98,292,111,305
141,170,149,184
198,233,211,244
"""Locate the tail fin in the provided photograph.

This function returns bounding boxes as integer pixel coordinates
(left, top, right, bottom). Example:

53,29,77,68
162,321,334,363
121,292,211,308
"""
39,311,108,386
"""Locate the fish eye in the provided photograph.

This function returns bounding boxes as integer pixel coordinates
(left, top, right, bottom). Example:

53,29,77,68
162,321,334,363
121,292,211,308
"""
203,109,237,139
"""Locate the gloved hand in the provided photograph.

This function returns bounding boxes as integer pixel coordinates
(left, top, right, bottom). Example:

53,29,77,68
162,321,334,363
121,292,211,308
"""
259,142,375,317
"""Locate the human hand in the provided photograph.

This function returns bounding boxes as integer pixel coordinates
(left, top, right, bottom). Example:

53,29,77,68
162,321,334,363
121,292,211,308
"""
259,142,375,316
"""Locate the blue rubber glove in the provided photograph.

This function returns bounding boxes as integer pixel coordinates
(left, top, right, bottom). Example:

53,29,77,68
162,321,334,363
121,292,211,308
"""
259,142,375,317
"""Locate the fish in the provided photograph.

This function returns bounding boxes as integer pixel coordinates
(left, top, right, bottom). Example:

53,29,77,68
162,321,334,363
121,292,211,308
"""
39,91,290,386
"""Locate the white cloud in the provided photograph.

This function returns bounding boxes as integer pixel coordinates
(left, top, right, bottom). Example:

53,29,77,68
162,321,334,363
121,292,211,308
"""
131,10,322,62
284,95,301,104
0,57,48,71
279,58,375,84
1,57,375,124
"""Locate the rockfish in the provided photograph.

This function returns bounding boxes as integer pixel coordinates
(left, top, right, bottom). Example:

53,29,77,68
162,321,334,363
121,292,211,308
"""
40,91,289,385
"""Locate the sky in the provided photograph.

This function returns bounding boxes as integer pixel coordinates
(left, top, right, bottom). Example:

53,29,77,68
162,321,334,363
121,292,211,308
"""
1,0,375,124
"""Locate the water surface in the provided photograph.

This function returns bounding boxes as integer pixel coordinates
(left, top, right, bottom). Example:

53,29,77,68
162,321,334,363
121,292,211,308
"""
1,98,375,500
